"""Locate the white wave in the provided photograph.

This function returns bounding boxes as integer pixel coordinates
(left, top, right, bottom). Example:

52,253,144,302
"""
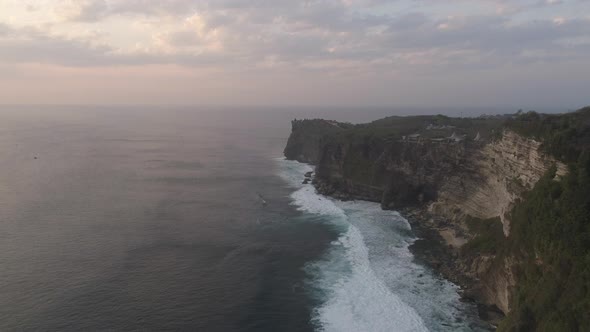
275,157,312,184
277,158,344,217
335,201,482,331
312,224,429,332
276,158,486,332
292,185,346,218
278,159,428,332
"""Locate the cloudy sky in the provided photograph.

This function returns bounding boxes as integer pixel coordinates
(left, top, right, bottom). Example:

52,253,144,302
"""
0,0,589,109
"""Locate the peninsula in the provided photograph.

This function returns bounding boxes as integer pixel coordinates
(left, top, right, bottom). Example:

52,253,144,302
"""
284,107,590,331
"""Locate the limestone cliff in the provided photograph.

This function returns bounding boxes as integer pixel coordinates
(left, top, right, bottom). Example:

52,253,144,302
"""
430,131,567,237
283,119,350,164
284,115,567,318
314,131,564,225
288,109,590,330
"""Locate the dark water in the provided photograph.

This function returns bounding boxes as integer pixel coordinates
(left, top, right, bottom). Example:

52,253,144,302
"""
0,107,339,331
0,106,488,332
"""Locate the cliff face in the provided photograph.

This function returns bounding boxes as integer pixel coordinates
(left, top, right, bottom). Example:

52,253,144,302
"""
431,131,567,237
283,119,349,164
284,119,565,316
315,136,467,205
315,131,563,221
286,109,590,330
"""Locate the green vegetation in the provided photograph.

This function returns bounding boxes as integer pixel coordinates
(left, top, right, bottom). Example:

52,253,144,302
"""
462,216,504,255
450,107,590,331
453,107,590,331
506,107,590,163
308,113,504,143
497,155,590,331
460,159,590,331
319,114,505,186
350,114,504,140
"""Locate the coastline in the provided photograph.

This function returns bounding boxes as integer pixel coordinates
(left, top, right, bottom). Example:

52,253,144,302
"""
306,170,500,329
401,208,504,327
284,109,590,331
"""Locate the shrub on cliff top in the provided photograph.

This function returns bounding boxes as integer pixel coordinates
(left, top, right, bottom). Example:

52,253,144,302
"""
506,107,590,163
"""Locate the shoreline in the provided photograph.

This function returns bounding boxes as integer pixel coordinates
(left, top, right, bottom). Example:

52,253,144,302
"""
401,208,504,327
308,172,502,328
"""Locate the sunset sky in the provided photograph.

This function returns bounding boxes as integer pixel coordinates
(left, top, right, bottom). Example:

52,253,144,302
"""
0,0,589,109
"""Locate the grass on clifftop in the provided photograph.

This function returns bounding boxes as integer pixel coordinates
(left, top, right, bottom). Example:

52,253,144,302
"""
342,114,504,141
506,107,590,163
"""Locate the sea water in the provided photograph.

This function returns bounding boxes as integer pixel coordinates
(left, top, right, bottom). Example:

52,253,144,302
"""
0,106,488,331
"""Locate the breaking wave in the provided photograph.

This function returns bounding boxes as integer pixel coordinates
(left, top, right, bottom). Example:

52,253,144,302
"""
277,158,487,332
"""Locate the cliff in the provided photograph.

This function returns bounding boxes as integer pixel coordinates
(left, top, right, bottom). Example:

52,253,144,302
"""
430,131,567,237
284,108,590,330
283,119,352,164
314,127,565,315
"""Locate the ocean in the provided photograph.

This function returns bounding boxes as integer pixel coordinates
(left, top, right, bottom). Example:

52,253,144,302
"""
0,106,488,331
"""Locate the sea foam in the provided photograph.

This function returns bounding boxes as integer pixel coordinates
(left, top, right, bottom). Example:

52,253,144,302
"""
278,159,428,332
277,158,486,332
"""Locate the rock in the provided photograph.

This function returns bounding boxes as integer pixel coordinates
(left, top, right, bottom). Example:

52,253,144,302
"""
283,115,567,322
284,119,351,164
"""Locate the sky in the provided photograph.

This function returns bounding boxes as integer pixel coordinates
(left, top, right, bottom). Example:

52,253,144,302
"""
0,0,589,110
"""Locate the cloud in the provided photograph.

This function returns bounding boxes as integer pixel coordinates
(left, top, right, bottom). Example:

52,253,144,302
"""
0,0,589,104
54,0,109,22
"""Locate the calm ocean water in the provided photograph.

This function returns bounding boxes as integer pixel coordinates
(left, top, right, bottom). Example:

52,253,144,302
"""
0,106,488,331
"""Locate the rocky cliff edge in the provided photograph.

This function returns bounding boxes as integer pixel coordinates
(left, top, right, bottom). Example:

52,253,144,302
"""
284,114,568,322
